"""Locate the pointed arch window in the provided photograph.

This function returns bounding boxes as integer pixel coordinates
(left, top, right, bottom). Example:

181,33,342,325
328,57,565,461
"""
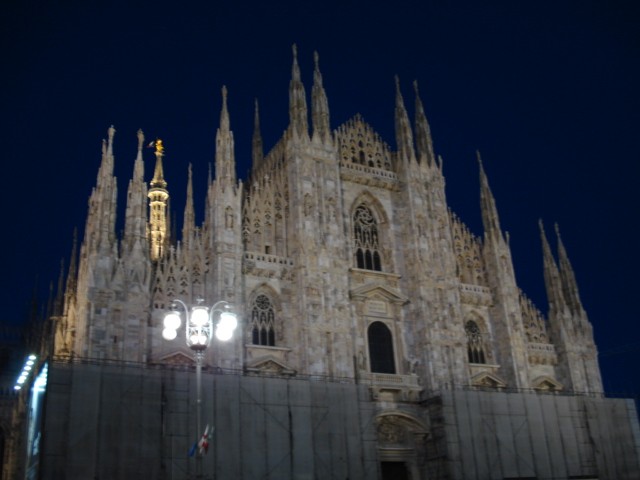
353,204,382,271
251,294,275,346
368,321,396,374
465,320,486,364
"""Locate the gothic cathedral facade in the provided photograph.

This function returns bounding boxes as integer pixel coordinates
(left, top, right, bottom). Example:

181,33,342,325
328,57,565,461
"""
40,47,637,480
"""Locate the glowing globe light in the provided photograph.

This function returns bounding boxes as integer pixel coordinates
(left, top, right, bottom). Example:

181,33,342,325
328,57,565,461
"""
219,311,238,331
215,325,232,341
162,328,177,340
164,312,181,330
191,307,209,327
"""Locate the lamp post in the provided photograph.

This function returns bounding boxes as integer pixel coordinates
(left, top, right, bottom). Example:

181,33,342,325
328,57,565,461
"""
163,298,238,479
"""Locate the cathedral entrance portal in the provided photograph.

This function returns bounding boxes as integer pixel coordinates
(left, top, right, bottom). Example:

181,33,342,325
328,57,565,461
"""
381,461,410,480
376,412,428,480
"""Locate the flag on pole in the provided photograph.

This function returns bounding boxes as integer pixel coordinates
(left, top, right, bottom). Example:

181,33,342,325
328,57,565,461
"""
188,441,197,457
188,424,213,456
198,424,210,455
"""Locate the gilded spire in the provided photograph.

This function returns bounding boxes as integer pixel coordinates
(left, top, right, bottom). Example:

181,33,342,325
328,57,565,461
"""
148,138,169,261
288,44,309,139
311,50,331,143
394,76,415,162
150,139,167,189
413,80,435,166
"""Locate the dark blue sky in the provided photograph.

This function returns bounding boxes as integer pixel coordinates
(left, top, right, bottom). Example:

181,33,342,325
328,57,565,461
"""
1,1,638,394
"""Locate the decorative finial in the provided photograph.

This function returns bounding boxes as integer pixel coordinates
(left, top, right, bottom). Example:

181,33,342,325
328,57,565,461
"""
413,79,419,95
314,50,319,69
554,222,561,238
394,75,400,91
155,139,164,156
108,125,116,141
137,129,145,151
222,85,228,102
292,43,298,58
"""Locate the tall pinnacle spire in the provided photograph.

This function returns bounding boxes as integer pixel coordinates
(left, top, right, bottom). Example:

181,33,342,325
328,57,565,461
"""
394,76,416,162
182,163,195,245
220,84,230,132
288,44,309,139
252,99,264,173
123,130,148,252
311,51,331,143
135,129,145,176
93,126,118,255
97,125,116,182
413,80,435,166
106,125,115,157
478,153,503,240
215,85,236,186
150,139,167,189
555,223,584,314
148,138,169,261
539,220,566,314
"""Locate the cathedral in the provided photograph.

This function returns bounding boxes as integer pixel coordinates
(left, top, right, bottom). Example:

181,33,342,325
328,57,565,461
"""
13,47,640,479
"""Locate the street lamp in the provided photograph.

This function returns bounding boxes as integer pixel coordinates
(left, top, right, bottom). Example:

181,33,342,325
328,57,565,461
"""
163,298,238,478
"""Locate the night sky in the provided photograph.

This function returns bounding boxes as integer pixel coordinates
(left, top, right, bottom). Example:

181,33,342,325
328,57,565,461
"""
1,1,638,395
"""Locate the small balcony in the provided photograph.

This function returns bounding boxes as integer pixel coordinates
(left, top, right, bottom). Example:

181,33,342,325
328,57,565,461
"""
360,372,422,402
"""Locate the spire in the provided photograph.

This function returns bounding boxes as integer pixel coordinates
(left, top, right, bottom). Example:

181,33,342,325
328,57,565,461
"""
65,228,78,301
150,139,167,189
478,153,503,239
288,44,309,139
539,219,566,314
53,258,65,316
215,85,236,186
252,99,264,173
134,129,145,181
106,125,115,157
96,126,116,184
220,84,230,132
555,223,584,314
123,130,148,252
413,80,435,166
394,76,416,162
94,126,118,254
182,163,195,244
311,51,331,143
148,138,169,261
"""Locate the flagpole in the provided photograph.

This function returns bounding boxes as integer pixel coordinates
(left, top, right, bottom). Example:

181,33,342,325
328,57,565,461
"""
162,299,238,480
196,350,203,479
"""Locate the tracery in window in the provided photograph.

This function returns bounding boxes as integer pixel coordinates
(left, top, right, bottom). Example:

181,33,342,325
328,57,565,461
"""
251,294,275,346
353,204,382,271
465,320,486,364
368,321,396,374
